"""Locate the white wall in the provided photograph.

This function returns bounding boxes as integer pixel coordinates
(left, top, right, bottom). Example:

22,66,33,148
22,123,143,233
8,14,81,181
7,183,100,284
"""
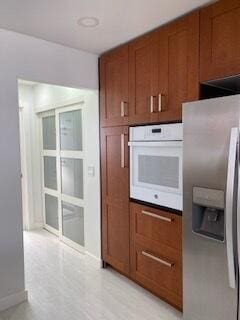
80,91,101,259
0,28,98,308
34,83,85,111
18,83,101,259
18,85,36,229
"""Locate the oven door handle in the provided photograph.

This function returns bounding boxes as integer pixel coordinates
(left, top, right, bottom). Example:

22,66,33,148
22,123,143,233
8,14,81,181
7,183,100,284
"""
128,141,182,148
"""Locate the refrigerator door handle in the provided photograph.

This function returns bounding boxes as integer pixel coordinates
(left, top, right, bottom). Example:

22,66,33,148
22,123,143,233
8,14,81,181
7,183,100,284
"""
226,127,238,289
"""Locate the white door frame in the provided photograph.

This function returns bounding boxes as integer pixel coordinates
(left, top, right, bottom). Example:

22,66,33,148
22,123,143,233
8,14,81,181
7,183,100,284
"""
19,107,30,230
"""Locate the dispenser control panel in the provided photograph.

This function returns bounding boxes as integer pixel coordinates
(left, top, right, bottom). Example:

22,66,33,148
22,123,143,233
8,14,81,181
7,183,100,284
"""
192,187,225,242
193,187,225,209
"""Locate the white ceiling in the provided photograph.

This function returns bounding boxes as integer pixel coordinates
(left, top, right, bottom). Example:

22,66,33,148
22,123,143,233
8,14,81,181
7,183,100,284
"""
0,0,214,54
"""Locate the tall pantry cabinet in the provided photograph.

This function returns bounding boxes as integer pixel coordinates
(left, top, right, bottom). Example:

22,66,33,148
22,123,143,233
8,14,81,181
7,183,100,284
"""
100,126,130,275
100,10,200,310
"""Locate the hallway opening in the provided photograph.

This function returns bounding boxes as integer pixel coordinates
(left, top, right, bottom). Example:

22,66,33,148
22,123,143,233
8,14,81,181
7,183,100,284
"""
18,79,101,257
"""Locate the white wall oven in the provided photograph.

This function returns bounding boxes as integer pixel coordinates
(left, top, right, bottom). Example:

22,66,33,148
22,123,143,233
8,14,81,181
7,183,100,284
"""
129,123,183,211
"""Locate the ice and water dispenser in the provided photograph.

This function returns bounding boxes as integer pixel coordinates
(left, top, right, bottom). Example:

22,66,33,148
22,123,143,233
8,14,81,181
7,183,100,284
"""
192,187,225,242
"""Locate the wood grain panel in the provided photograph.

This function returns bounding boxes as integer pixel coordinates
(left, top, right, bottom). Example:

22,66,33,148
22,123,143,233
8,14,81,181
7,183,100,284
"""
130,202,183,310
101,127,130,275
200,0,240,81
100,46,129,127
132,203,182,250
154,11,200,122
129,35,158,124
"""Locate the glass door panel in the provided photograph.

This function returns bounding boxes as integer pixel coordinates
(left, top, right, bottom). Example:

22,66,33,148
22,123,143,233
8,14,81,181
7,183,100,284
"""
62,202,84,246
41,113,59,234
43,156,57,190
42,115,56,150
45,194,59,230
138,155,179,188
61,158,83,199
60,110,82,151
132,144,182,194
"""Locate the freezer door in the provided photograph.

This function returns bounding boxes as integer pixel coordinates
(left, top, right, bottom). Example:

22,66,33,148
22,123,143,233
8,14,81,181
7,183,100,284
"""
183,95,240,320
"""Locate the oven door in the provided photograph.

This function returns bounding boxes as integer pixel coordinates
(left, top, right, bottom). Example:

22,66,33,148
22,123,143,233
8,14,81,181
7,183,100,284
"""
129,141,183,210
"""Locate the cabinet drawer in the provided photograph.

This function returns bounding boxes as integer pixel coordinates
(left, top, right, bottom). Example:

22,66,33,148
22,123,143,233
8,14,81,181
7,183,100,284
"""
131,240,182,309
131,202,182,250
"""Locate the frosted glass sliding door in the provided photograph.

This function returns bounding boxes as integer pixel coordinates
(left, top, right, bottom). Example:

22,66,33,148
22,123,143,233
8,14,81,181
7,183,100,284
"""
58,107,85,250
41,112,59,233
41,104,85,252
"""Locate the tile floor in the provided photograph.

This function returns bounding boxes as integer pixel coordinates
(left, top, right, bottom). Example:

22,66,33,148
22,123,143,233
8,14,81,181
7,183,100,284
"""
0,229,182,320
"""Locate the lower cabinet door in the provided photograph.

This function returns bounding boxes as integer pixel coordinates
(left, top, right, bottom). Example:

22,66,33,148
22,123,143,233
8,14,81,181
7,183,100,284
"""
101,126,130,275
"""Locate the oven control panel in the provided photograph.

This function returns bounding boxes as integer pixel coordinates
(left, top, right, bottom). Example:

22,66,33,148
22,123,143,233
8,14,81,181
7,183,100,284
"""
130,123,183,141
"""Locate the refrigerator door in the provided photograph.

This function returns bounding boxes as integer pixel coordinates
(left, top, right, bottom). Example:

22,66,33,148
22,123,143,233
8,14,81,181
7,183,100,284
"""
183,95,240,320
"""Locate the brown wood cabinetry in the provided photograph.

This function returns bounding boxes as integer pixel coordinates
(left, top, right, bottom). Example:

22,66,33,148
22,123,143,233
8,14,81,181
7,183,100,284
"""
101,126,130,275
130,202,182,310
100,7,198,312
100,11,200,127
153,11,200,122
100,45,129,127
200,0,240,81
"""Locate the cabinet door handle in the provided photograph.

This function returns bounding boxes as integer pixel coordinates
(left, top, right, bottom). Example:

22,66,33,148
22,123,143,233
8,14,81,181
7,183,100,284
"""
121,133,125,168
158,94,164,112
142,210,173,223
150,96,155,113
142,251,174,268
121,101,127,117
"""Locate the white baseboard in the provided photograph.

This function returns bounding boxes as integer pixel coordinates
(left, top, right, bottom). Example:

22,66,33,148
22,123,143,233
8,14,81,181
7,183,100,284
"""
32,222,43,230
0,290,28,312
85,251,102,268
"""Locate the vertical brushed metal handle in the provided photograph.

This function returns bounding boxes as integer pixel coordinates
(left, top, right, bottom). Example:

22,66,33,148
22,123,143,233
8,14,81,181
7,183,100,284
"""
226,127,238,289
121,102,127,117
150,96,154,113
237,139,240,291
121,134,125,168
158,94,164,112
142,251,174,268
120,102,124,117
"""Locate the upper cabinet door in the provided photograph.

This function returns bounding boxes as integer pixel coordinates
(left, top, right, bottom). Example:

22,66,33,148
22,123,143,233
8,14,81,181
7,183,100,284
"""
129,35,158,125
155,11,200,122
200,0,240,81
100,45,129,127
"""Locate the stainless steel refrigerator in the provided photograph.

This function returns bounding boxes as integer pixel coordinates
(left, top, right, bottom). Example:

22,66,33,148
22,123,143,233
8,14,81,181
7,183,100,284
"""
183,95,240,320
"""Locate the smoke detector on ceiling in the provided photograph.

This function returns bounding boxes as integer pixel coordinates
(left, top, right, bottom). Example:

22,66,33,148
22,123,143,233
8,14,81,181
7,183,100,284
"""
77,17,100,28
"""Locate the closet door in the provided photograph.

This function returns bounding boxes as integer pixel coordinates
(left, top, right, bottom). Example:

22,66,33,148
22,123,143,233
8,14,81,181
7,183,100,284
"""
41,104,85,252
41,112,59,235
57,104,85,251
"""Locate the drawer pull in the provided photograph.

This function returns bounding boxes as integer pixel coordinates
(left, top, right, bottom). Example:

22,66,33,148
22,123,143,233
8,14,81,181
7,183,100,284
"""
120,101,127,117
150,96,154,113
121,134,125,168
142,251,174,268
158,94,165,112
142,210,173,223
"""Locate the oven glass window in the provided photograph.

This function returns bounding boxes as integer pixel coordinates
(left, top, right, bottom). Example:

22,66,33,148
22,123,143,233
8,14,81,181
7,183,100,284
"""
138,155,179,188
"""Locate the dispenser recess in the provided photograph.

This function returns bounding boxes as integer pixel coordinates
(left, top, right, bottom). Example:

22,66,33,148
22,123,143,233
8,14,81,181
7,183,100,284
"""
192,187,225,242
